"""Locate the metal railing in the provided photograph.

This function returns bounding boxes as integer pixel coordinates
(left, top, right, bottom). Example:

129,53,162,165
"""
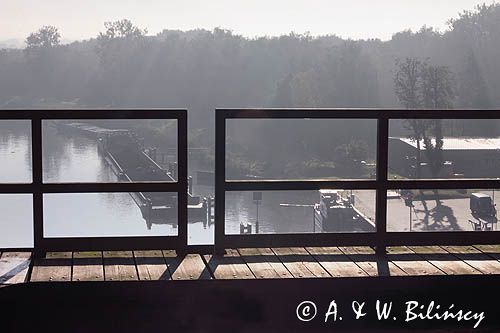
0,109,188,254
215,109,500,253
1,108,499,254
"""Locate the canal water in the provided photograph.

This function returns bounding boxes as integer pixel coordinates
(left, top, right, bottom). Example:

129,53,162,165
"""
0,121,323,248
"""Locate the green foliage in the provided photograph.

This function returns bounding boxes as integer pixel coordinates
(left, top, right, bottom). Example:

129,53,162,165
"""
420,63,455,109
0,3,499,146
459,51,490,109
334,140,368,162
394,58,454,178
131,120,177,147
226,152,265,178
25,26,61,50
394,58,422,109
99,19,147,40
394,57,455,109
421,120,444,178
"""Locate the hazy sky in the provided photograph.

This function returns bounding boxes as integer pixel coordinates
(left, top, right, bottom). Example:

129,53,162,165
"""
0,0,496,42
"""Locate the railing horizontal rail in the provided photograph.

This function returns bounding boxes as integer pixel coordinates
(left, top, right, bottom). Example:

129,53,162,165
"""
224,180,500,191
217,233,379,249
0,109,187,119
385,232,500,246
225,180,379,191
37,236,186,252
217,108,500,119
387,180,500,190
0,183,182,193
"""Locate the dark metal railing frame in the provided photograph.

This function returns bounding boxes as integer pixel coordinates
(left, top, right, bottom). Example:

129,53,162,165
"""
2,108,499,255
215,109,500,253
0,109,188,254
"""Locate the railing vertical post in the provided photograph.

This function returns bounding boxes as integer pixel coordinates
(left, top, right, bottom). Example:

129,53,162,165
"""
32,115,44,258
178,113,188,253
214,110,226,253
375,116,389,255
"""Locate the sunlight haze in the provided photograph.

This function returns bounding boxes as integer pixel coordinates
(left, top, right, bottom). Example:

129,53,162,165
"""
0,0,496,43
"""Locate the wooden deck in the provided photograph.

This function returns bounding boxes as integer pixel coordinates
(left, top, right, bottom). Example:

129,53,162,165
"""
1,245,500,285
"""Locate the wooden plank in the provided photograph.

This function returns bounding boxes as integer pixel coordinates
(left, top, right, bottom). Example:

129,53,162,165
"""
339,247,406,277
238,248,293,279
272,247,330,278
164,251,211,280
306,247,367,278
0,252,31,284
103,251,138,281
134,250,170,281
204,249,255,279
442,246,500,275
409,246,480,275
473,245,500,261
386,247,444,276
31,252,72,282
72,252,104,282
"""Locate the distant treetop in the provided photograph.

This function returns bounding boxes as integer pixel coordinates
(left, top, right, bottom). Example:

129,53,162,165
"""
98,19,147,40
25,26,61,49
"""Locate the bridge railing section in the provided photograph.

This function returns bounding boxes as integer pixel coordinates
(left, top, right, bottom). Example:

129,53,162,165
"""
2,109,499,253
215,109,500,252
0,110,188,253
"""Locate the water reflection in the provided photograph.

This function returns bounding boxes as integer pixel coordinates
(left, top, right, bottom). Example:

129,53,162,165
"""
0,121,32,183
43,125,116,183
43,193,176,238
41,124,178,238
0,194,33,247
225,191,318,234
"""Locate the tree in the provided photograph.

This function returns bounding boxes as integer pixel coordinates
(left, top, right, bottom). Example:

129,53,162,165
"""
95,19,148,105
448,3,500,106
25,26,61,50
272,74,293,107
421,120,444,179
419,63,454,181
394,58,455,179
394,58,425,178
458,50,496,136
459,51,490,108
98,19,147,40
290,70,321,107
420,63,455,109
96,19,147,64
23,26,63,99
394,58,421,109
319,42,379,107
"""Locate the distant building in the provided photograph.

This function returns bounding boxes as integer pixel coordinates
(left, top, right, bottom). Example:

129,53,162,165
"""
389,137,500,178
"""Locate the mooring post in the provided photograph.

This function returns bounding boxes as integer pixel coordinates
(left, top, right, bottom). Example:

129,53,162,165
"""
188,176,193,195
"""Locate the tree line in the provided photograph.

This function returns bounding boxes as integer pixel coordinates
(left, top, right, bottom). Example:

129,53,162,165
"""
1,4,499,177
